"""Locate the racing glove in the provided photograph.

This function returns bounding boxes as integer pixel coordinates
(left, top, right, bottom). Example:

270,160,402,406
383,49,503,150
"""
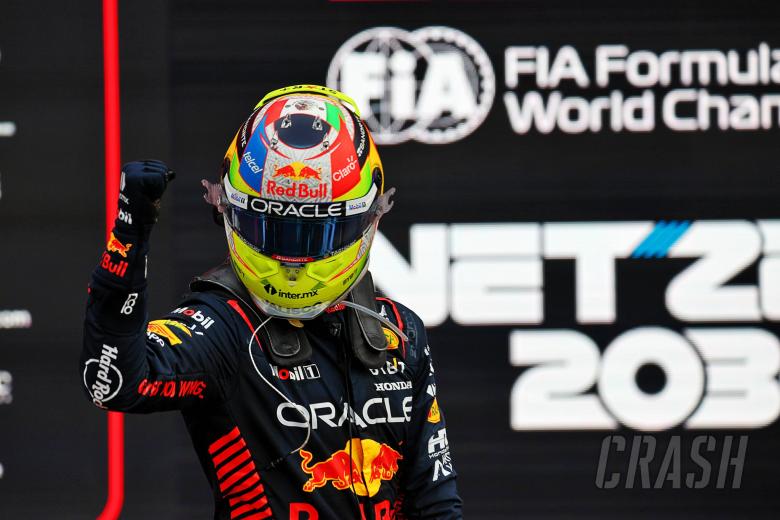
94,160,174,293
114,159,175,233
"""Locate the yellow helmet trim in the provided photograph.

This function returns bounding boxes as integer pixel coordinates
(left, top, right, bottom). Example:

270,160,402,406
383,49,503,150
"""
254,84,361,117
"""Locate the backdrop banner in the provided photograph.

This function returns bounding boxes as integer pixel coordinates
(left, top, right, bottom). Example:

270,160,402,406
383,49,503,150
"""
1,1,779,517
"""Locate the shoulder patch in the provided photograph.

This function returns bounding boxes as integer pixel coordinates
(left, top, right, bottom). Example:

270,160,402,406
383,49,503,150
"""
376,297,408,358
382,327,400,350
147,319,192,346
427,398,442,424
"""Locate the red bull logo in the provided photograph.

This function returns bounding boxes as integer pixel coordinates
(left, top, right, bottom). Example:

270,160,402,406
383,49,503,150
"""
289,500,396,520
106,232,133,258
265,180,327,199
100,252,128,278
299,438,402,497
274,161,322,180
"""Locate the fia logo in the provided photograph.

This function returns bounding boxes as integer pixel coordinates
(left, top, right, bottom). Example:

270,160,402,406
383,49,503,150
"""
327,26,495,145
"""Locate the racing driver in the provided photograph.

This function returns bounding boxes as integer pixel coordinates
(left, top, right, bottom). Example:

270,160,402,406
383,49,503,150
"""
81,85,463,519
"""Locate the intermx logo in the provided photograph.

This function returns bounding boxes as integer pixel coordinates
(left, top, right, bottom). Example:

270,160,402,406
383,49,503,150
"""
263,283,319,299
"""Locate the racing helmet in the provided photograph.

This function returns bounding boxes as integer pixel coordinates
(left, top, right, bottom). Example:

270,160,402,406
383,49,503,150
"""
210,85,392,319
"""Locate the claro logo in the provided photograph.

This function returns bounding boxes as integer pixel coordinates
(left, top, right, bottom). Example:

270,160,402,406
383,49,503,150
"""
327,26,495,145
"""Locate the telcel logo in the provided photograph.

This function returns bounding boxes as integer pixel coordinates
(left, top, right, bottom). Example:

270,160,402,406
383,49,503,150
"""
328,26,495,145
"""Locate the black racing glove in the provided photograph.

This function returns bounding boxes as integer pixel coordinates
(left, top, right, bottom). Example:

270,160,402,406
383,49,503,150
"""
114,160,175,234
95,160,175,291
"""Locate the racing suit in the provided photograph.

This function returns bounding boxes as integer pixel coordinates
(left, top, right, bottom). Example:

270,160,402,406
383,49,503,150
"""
81,219,462,518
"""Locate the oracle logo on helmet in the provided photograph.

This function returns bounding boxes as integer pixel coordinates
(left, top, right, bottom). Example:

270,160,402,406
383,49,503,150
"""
327,26,495,145
249,198,344,218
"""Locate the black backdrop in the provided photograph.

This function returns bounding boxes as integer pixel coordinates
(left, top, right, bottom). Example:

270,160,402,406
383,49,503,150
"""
2,1,780,518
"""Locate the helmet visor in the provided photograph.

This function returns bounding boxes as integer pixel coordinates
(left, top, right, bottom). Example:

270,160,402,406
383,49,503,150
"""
225,184,381,261
227,207,376,261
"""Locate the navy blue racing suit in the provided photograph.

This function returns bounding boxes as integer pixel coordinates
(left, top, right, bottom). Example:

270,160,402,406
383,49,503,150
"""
81,225,462,519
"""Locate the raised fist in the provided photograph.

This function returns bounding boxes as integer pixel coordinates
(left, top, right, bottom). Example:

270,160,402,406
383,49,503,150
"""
116,160,175,230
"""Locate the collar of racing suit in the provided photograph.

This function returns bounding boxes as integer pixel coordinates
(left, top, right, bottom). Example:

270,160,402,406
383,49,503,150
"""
190,260,389,369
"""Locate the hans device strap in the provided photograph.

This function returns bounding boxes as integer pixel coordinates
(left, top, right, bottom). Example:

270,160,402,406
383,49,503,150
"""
190,262,388,369
346,271,388,369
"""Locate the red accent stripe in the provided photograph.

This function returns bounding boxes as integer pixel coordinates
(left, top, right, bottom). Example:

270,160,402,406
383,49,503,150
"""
229,240,262,278
213,438,247,466
99,1,123,519
227,300,254,333
227,300,264,353
241,508,273,520
262,99,285,127
376,297,404,331
217,450,251,480
208,427,273,519
209,426,241,454
220,461,256,493
231,497,269,519
227,473,260,497
229,485,265,507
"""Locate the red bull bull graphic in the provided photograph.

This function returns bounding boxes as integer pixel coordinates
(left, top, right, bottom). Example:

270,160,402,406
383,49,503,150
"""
299,438,402,497
274,161,322,180
106,232,132,258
